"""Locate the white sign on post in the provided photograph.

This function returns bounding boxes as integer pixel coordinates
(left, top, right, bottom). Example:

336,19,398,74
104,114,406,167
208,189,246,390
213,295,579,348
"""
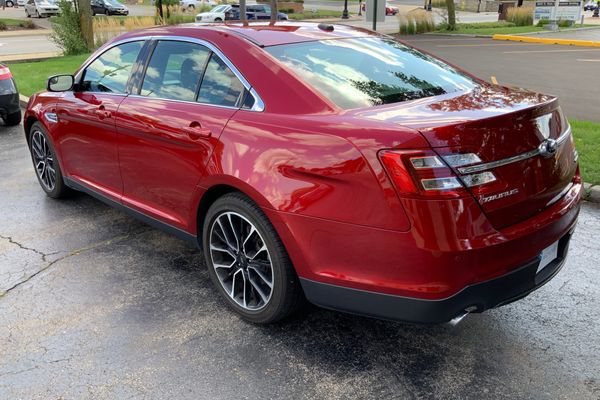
534,0,582,22
365,0,386,24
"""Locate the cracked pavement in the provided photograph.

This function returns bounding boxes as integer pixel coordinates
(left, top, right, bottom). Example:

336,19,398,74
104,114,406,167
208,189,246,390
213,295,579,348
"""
1,119,600,399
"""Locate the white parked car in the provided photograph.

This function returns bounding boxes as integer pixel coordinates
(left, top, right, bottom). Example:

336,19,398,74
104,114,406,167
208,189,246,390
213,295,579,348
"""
24,0,60,17
195,4,231,21
181,0,216,11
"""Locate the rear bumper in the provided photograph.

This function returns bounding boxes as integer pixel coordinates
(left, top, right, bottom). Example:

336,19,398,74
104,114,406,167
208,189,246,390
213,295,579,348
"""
300,229,573,324
0,93,20,117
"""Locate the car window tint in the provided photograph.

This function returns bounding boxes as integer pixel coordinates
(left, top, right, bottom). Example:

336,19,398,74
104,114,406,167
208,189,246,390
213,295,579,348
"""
197,55,245,107
81,41,143,94
140,40,210,102
266,37,476,109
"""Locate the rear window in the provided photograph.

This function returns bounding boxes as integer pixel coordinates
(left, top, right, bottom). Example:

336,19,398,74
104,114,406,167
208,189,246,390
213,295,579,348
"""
265,37,476,109
0,79,16,95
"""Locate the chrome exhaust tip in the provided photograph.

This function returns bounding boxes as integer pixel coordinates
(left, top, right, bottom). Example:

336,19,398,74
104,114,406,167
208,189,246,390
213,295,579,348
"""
447,312,469,327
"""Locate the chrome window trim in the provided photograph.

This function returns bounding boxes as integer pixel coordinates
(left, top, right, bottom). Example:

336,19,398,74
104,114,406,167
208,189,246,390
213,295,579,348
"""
457,125,572,175
76,35,265,112
127,93,241,110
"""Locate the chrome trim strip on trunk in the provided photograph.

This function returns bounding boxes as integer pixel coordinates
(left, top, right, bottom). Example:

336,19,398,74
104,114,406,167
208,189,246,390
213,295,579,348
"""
457,125,571,175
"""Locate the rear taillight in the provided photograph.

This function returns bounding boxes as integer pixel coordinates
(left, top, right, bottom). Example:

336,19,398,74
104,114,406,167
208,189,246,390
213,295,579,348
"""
379,150,469,199
380,150,499,199
0,66,12,80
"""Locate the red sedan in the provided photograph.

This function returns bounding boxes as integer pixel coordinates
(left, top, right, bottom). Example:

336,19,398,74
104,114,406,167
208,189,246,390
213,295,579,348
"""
24,22,581,324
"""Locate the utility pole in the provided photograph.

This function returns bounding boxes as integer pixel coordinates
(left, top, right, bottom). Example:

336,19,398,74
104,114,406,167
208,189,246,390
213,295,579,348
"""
240,0,247,23
78,0,94,50
342,0,349,18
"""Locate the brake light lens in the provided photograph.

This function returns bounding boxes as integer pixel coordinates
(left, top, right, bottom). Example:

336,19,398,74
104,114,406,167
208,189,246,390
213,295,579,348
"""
0,66,12,80
379,149,470,198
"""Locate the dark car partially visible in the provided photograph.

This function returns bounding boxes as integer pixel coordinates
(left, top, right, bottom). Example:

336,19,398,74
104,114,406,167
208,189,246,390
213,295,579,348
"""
0,65,21,126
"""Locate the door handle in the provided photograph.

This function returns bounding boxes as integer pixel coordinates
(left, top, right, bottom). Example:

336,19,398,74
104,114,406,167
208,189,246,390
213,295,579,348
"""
183,121,212,140
95,105,112,120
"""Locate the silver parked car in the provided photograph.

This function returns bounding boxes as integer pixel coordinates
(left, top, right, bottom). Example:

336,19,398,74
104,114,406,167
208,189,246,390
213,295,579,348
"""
24,0,60,17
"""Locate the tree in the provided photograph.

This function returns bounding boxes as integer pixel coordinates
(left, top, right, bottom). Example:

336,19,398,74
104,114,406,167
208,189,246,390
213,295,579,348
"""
445,0,456,30
156,0,163,20
78,0,94,50
270,0,277,22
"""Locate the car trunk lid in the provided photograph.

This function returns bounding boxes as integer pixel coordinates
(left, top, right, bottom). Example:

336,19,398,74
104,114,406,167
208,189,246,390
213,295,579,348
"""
353,85,578,229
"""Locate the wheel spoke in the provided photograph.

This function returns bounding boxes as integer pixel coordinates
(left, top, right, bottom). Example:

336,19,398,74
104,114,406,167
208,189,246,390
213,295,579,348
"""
210,243,236,259
216,217,237,252
242,225,256,255
213,258,236,269
241,270,248,308
248,265,273,289
249,244,268,261
230,269,241,297
248,275,269,304
226,213,240,252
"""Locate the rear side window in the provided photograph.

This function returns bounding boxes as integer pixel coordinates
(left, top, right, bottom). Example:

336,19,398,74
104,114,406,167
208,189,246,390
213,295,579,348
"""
81,41,143,94
266,37,476,109
197,55,245,108
140,40,211,102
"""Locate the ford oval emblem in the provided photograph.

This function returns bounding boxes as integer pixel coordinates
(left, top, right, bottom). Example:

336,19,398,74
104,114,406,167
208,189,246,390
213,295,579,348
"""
538,139,558,158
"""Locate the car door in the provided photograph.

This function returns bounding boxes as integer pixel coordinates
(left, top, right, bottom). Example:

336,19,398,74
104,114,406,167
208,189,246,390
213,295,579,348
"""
25,0,34,14
90,0,101,14
116,39,247,232
55,40,145,201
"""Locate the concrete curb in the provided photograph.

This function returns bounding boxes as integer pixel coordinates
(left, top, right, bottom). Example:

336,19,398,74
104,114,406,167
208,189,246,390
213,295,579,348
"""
428,26,600,39
0,29,53,37
14,94,600,203
583,183,600,203
493,34,600,47
0,52,62,63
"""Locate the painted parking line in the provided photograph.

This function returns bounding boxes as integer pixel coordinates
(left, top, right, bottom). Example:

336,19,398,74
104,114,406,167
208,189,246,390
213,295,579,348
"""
576,59,600,62
503,48,600,54
436,43,533,47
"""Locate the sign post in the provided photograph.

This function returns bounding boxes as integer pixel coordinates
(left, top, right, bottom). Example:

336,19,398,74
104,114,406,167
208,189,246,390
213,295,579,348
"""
365,0,385,30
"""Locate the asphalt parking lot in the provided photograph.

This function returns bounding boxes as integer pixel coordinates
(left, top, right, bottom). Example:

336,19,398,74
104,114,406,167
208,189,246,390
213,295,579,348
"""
1,118,600,399
399,36,600,122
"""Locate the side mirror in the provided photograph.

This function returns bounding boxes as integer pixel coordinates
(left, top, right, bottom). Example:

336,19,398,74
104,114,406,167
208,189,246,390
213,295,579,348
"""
47,74,74,92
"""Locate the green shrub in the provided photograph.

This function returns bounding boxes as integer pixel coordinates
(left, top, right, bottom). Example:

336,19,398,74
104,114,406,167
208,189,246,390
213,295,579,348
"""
536,18,570,27
19,20,36,29
431,0,447,8
506,6,533,26
50,0,88,55
456,21,516,29
0,22,6,31
399,10,435,34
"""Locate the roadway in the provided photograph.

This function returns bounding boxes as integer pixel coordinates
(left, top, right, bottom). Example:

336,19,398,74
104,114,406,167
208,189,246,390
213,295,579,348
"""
400,35,600,122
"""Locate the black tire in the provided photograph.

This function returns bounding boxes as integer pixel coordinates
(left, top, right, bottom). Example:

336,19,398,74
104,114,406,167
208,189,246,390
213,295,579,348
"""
202,192,305,324
6,0,14,6
214,17,222,22
3,110,21,126
28,122,71,199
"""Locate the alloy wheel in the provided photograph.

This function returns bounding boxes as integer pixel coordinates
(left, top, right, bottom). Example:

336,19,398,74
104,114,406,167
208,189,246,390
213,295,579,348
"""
31,130,56,191
209,211,274,311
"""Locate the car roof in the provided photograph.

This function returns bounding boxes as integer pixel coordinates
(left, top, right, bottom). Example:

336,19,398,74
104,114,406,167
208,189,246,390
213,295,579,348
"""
117,22,378,47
